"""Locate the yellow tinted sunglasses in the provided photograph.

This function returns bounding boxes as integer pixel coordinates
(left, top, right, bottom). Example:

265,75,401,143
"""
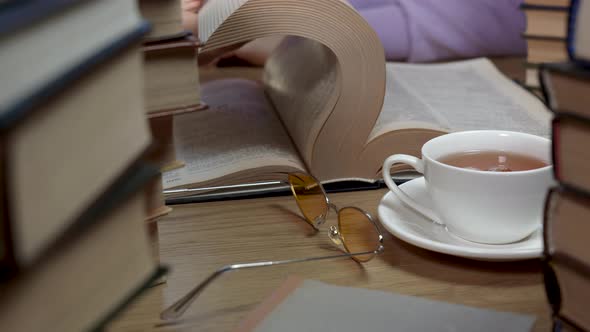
160,172,384,320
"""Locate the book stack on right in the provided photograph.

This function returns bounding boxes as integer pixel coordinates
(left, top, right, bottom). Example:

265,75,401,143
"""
521,0,571,94
0,1,166,331
539,0,590,331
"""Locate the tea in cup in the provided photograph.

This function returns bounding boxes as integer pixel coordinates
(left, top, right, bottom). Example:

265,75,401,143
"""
382,130,554,244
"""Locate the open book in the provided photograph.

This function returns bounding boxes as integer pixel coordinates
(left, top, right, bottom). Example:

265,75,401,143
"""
163,0,550,191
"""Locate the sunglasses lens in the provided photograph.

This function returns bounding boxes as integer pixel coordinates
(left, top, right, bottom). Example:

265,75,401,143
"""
338,207,380,262
288,173,328,226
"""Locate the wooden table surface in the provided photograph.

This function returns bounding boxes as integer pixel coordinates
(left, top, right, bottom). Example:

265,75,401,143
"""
108,188,551,331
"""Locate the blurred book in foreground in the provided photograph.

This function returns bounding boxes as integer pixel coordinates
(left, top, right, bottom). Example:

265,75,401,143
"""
234,276,536,332
0,1,167,330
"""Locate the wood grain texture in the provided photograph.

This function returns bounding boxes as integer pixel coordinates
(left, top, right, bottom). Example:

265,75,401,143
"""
107,189,550,332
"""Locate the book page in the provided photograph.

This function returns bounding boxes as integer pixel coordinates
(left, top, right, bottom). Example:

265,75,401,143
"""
264,37,341,165
196,0,386,180
369,59,551,142
198,0,354,44
162,79,306,189
198,0,248,44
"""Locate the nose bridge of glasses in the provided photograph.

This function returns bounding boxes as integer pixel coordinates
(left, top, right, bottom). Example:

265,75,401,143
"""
328,225,344,246
375,244,385,254
313,201,337,227
312,214,325,227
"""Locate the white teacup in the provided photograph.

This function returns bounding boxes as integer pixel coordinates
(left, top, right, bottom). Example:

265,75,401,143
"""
382,130,554,244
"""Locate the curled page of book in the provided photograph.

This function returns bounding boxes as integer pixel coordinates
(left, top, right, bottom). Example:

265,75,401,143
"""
197,0,386,181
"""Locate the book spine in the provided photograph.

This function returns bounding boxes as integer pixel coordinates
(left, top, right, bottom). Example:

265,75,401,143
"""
541,258,561,313
542,68,568,330
142,31,193,45
542,252,590,331
520,3,571,11
539,64,553,108
542,186,557,258
0,141,16,281
142,34,201,53
22,159,160,272
543,185,590,258
552,315,587,332
0,0,91,36
551,113,590,194
567,0,590,66
551,116,562,181
0,20,151,132
552,115,590,191
541,62,590,79
89,265,169,332
543,110,590,331
554,251,590,276
522,34,567,41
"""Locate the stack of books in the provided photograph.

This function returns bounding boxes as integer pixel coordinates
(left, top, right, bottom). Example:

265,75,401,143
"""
0,1,166,331
521,0,571,94
539,0,590,330
136,0,206,275
138,0,205,172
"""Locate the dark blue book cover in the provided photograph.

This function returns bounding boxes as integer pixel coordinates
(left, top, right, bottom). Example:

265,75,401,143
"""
0,20,150,132
0,0,89,36
567,0,590,66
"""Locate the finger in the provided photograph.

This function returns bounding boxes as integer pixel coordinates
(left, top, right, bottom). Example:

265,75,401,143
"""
183,0,202,12
197,42,247,65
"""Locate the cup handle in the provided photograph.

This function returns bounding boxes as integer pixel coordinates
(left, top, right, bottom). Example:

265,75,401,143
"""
383,154,444,225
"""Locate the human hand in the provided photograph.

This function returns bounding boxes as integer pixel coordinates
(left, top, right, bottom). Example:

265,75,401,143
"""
181,0,279,67
183,0,207,13
182,0,207,36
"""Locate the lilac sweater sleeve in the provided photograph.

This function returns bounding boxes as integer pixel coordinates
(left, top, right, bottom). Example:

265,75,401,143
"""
348,0,526,62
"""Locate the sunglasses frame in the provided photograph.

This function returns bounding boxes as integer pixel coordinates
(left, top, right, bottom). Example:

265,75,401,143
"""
160,172,385,321
287,172,384,262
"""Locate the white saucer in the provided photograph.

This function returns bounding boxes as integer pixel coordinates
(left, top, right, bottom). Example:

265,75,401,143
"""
377,177,542,261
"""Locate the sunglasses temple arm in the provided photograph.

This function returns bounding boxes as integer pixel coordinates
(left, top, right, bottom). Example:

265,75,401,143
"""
160,246,384,321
